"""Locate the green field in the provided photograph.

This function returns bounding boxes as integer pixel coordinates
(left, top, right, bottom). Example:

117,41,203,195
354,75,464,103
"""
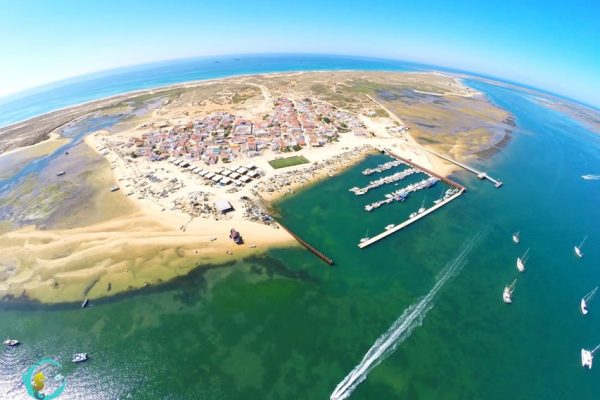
268,155,310,169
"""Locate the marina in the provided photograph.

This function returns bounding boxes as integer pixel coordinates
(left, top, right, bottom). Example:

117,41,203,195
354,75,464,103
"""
420,147,503,188
356,149,466,248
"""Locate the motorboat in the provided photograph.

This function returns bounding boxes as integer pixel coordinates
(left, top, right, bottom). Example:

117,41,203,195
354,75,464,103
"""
72,353,89,363
4,338,19,346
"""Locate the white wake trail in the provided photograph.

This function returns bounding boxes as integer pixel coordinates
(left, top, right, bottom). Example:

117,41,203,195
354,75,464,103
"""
330,229,488,400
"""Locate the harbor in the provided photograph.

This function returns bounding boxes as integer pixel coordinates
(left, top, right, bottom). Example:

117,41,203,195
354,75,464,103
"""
420,147,503,188
351,148,467,248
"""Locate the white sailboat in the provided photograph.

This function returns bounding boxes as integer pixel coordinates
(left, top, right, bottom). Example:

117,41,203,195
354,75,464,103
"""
581,344,600,369
503,279,517,304
575,236,587,258
516,248,529,272
360,229,370,243
581,287,598,315
512,231,520,244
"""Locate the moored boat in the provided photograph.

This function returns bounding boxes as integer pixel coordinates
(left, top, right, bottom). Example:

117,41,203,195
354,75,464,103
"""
581,345,600,369
581,287,598,315
503,279,517,304
512,231,520,244
575,236,587,258
81,298,89,308
516,248,529,272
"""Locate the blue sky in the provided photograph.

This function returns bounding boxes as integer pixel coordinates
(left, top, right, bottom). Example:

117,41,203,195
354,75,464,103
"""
1,0,599,107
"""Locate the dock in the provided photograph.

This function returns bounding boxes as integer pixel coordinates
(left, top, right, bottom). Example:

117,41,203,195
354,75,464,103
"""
420,148,503,188
358,188,465,248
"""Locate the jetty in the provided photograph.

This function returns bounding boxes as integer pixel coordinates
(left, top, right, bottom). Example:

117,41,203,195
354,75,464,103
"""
278,222,334,265
362,160,403,176
420,147,503,188
364,177,439,212
359,188,465,248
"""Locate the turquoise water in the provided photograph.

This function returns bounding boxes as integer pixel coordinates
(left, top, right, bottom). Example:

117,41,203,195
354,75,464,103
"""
1,58,600,399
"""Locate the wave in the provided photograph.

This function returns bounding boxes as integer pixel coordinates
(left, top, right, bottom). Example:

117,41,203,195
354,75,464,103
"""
330,228,489,400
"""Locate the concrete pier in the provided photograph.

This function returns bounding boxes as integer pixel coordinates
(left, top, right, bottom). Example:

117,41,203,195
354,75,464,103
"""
358,188,465,248
420,148,503,188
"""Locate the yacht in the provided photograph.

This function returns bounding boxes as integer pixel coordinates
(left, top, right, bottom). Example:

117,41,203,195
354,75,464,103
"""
503,279,517,304
581,345,600,369
581,287,598,315
512,231,520,244
516,248,529,272
575,236,587,258
4,338,19,346
72,353,89,363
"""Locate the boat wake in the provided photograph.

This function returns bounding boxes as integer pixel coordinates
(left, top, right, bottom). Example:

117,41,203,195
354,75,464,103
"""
330,228,489,400
582,174,600,180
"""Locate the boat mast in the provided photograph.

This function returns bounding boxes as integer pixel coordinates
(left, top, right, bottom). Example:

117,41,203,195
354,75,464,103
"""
579,236,588,249
591,343,600,354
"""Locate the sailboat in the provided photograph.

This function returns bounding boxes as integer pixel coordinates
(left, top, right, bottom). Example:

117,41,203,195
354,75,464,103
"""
503,279,517,304
417,198,426,214
516,248,530,272
512,231,520,244
581,287,598,315
581,344,600,369
575,236,587,258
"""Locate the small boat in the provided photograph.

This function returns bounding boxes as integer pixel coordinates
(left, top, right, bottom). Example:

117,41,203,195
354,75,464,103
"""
209,237,217,242
516,248,529,272
72,353,89,363
360,237,369,243
575,236,587,258
582,175,600,180
581,287,598,315
110,185,120,192
503,279,517,304
4,338,19,346
56,171,66,177
512,231,520,244
409,212,417,218
81,298,89,308
581,344,600,369
385,224,395,230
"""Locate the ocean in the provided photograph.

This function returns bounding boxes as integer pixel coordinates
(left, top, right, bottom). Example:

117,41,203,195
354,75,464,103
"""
1,55,600,399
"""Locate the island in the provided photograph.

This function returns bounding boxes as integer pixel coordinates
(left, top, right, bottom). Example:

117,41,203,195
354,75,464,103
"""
0,71,514,303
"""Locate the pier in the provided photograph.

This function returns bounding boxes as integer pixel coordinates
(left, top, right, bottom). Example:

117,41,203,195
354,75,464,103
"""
419,148,503,188
358,188,465,248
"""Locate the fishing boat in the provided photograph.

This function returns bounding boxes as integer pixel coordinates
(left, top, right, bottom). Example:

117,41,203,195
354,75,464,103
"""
4,338,19,346
516,248,529,272
72,353,89,363
503,279,517,304
581,287,598,315
512,231,520,244
81,298,89,308
581,344,600,369
574,236,587,258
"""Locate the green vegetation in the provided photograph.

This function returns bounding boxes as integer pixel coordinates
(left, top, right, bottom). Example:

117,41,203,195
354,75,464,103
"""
268,155,310,169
